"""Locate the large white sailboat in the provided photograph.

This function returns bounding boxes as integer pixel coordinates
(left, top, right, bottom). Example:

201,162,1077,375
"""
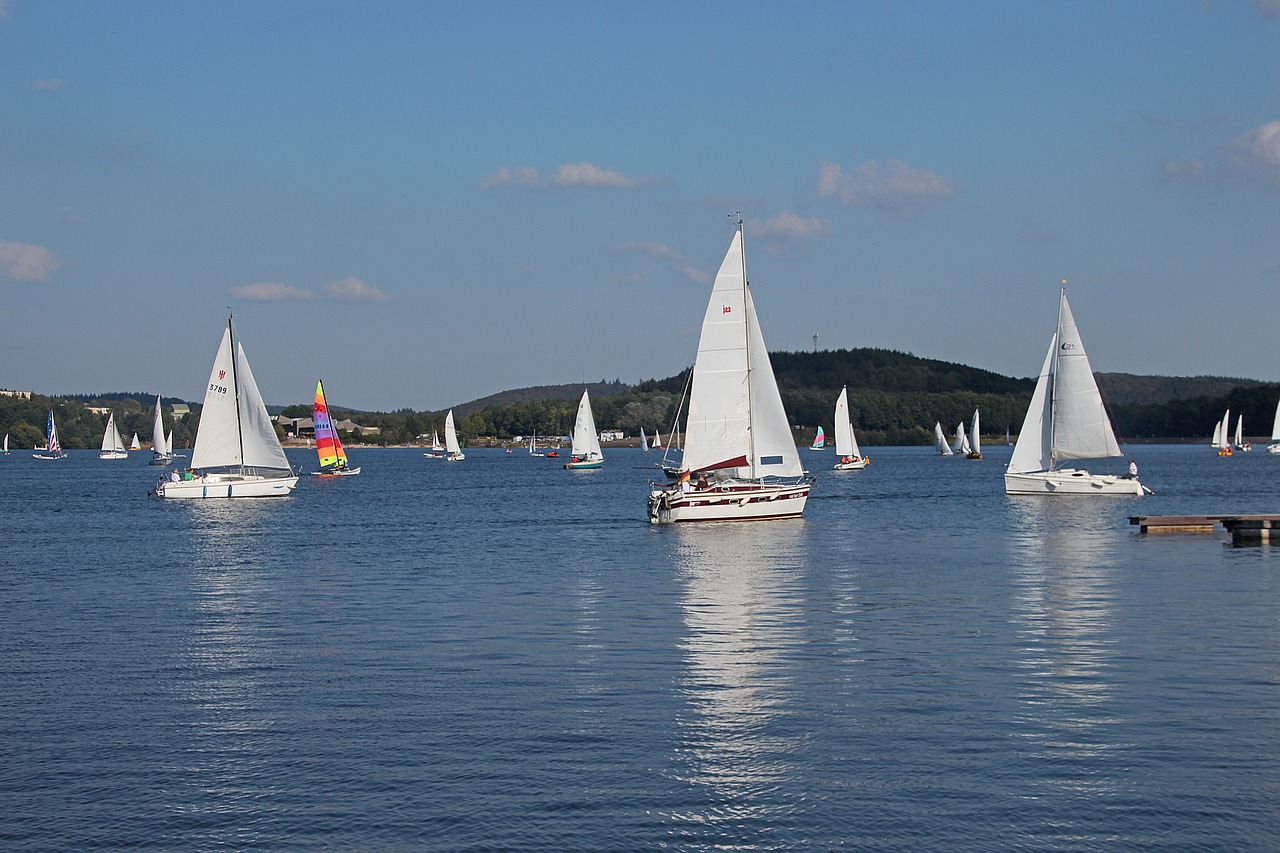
565,390,603,469
1005,288,1145,496
155,316,298,498
149,396,173,466
98,411,128,459
832,386,868,471
444,410,464,461
648,218,812,523
934,422,954,456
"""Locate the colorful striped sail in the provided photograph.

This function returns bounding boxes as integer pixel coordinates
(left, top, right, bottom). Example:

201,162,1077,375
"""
313,380,347,470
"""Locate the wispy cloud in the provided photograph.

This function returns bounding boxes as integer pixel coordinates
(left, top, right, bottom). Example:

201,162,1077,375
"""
230,282,315,301
747,210,831,240
0,1,8,20
1163,120,1280,191
323,276,393,301
482,162,642,189
0,240,60,281
1160,158,1207,183
32,79,64,91
1254,0,1280,18
613,241,684,260
817,159,957,216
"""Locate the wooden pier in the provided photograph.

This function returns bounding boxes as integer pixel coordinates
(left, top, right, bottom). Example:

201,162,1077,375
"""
1130,514,1280,544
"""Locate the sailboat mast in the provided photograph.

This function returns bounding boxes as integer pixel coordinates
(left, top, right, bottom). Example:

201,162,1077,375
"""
737,213,757,479
228,315,247,474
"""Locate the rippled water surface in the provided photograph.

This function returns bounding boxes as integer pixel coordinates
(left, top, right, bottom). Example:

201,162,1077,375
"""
1,444,1278,850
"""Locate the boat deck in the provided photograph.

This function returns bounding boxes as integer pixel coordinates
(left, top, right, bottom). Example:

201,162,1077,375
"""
1130,514,1280,544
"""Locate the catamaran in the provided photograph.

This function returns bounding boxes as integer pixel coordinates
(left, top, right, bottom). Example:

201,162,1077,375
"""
565,389,604,469
833,386,868,470
934,422,954,456
810,425,826,451
443,410,464,461
1005,288,1145,496
148,396,173,466
313,380,360,475
154,316,298,498
34,411,67,459
966,408,982,459
98,411,128,459
647,218,812,523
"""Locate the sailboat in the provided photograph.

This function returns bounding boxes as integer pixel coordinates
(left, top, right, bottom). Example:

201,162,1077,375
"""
424,428,444,458
934,422,954,456
98,411,128,459
154,316,298,498
1005,426,1013,446
640,428,649,453
1269,396,1280,454
167,430,184,459
565,390,604,469
1005,288,1145,496
129,433,141,450
647,218,812,523
148,396,173,466
952,421,971,456
966,408,982,459
312,380,360,475
832,386,868,470
1233,413,1252,452
810,425,826,451
1212,409,1232,456
2,433,8,455
33,410,67,459
528,431,545,457
443,409,464,461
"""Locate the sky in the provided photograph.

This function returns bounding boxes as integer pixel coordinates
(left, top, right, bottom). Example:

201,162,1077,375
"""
2,0,1279,412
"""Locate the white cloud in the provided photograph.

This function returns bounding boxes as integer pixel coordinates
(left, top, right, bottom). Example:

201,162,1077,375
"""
817,159,957,215
613,241,683,260
0,240,60,281
230,282,314,301
1254,0,1280,18
0,1,8,20
1160,158,1207,183
681,264,712,285
481,162,641,190
323,276,392,301
1226,120,1280,189
747,210,831,239
32,79,64,91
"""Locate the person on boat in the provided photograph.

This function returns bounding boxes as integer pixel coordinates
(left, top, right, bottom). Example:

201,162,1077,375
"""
170,469,181,483
1124,459,1138,479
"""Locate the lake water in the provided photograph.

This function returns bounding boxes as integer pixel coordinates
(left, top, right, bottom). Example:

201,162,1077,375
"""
1,444,1278,851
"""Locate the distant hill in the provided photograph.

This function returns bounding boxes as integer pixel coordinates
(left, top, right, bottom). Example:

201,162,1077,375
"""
452,380,632,418
1095,373,1266,406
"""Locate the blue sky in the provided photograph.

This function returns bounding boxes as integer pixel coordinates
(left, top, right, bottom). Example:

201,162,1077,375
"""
2,1,1279,411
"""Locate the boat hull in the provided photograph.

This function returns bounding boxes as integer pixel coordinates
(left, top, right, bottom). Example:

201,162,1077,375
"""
314,466,361,476
156,472,299,499
1004,468,1145,496
1268,443,1280,454
648,480,811,523
149,453,174,466
99,450,128,460
833,457,868,471
565,460,602,469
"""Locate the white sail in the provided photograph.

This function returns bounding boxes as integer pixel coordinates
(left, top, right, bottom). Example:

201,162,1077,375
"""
953,422,970,455
1211,418,1223,448
682,229,801,479
640,428,649,453
1234,414,1244,446
100,412,126,453
1272,398,1280,442
833,386,863,459
444,410,461,456
191,321,290,472
570,390,603,462
1051,292,1122,460
1008,334,1057,475
167,430,174,452
934,421,954,455
151,397,168,456
970,408,981,456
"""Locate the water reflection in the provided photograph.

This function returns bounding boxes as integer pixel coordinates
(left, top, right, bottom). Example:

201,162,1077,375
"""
1005,499,1122,786
668,522,808,836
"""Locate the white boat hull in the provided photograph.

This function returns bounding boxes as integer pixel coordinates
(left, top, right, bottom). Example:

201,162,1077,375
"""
1268,443,1280,454
1004,468,1145,496
98,450,128,460
833,457,868,471
648,480,811,523
156,471,299,499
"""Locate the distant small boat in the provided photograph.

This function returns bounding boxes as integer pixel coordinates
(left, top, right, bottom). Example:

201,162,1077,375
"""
149,396,173,466
565,390,603,470
129,433,141,451
1212,409,1232,456
810,425,826,451
1269,395,1280,454
934,421,953,456
34,411,67,460
2,433,8,455
952,421,971,456
98,411,128,459
312,380,360,475
965,408,982,459
444,410,465,462
1234,413,1252,452
832,386,868,471
640,428,649,453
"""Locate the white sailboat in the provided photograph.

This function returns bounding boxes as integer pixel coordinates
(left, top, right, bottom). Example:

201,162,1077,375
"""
648,218,812,523
1269,396,1280,454
98,411,128,459
444,409,464,461
833,386,868,471
2,433,8,455
640,428,649,453
149,396,173,466
1005,288,1145,496
154,316,298,498
129,433,141,450
1233,413,1252,452
966,408,982,459
528,431,545,457
423,428,445,458
952,421,971,456
934,422,954,456
565,390,603,469
1212,408,1232,456
34,410,67,459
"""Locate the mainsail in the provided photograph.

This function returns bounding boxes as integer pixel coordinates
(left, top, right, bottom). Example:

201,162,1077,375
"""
151,396,169,457
570,390,603,462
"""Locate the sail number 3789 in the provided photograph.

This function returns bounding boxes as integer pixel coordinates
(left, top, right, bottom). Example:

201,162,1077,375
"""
209,383,228,395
